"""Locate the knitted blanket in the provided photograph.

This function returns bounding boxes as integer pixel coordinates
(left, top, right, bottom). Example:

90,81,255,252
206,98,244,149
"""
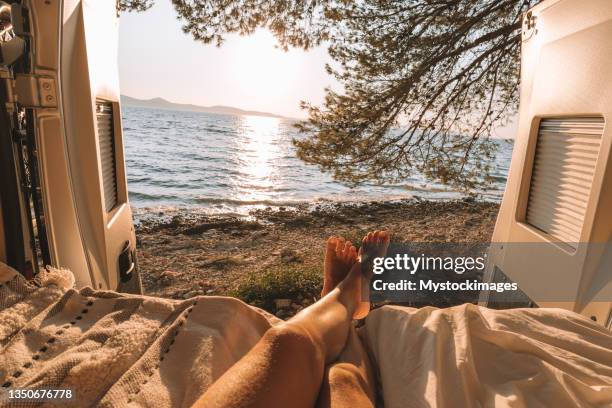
0,262,277,407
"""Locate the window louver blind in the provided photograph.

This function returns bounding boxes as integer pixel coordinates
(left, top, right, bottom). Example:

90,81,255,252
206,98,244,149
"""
96,101,118,212
526,117,604,248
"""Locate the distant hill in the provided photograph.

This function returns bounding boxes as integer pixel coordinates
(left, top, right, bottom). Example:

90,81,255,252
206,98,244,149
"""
121,95,285,119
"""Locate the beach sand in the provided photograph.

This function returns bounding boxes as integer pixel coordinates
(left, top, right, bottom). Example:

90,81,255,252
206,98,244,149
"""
135,198,499,318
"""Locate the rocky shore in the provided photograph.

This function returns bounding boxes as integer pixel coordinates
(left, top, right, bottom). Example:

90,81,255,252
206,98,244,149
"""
135,198,499,318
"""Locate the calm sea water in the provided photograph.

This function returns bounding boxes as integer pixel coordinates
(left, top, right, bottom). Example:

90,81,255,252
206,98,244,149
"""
122,106,513,216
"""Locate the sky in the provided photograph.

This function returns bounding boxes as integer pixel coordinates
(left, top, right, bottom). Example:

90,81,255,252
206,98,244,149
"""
118,1,517,137
118,1,335,119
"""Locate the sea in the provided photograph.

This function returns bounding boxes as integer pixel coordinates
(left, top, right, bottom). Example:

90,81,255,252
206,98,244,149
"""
122,106,513,217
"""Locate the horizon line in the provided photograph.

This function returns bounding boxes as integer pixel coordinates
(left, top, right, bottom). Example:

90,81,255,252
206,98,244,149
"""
120,94,306,121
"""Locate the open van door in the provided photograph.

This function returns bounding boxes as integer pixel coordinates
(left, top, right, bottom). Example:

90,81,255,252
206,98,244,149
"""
0,0,141,293
480,0,612,329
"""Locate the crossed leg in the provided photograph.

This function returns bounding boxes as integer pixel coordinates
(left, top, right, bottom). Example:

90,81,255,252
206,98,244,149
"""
316,328,377,408
193,231,389,408
317,232,390,408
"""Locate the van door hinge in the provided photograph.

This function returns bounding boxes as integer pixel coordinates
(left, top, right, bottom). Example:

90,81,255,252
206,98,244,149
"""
12,74,57,108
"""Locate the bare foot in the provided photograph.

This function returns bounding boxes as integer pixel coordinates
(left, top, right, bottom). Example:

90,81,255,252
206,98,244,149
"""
353,230,390,319
282,232,387,363
322,237,358,296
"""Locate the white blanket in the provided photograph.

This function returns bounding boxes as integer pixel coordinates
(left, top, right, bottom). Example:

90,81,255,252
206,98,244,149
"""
361,305,612,407
1,262,611,407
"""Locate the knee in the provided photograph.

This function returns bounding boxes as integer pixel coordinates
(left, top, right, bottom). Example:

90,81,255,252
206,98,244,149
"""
327,363,364,388
264,323,325,367
325,363,375,407
264,323,316,351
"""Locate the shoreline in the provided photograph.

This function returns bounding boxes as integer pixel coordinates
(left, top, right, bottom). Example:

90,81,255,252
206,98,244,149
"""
135,198,500,317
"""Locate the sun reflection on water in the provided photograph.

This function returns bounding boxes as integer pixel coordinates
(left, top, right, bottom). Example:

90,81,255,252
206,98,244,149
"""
235,115,281,202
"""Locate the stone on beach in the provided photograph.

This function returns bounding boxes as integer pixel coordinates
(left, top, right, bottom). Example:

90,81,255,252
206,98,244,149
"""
280,248,302,263
274,299,292,309
159,270,182,286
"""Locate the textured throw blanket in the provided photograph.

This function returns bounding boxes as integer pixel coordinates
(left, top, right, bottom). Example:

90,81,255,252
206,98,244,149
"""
0,263,278,407
1,262,611,407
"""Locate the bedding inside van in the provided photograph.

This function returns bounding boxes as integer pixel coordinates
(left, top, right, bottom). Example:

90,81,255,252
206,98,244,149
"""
1,262,611,407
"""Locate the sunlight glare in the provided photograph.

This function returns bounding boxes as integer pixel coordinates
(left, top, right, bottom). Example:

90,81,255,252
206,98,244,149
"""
228,30,299,100
235,115,281,200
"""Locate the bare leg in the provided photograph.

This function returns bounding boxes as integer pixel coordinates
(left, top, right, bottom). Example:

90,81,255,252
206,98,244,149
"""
317,328,377,408
317,231,389,408
193,237,361,408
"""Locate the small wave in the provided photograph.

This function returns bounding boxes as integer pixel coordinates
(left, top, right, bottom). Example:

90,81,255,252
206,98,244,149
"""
128,191,181,201
193,197,309,207
400,184,452,193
